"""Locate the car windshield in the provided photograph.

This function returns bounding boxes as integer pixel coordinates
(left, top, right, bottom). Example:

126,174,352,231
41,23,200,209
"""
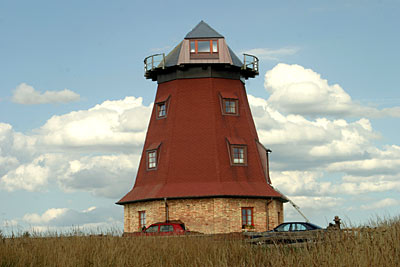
274,223,290,232
145,225,159,233
306,223,322,230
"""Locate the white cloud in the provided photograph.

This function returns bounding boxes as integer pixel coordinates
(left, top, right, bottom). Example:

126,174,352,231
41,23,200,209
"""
361,198,400,210
0,97,148,198
272,171,334,196
23,208,68,224
243,47,299,61
12,83,80,104
284,196,343,224
58,154,139,198
35,96,151,151
249,95,379,171
327,145,400,176
0,156,50,192
22,206,122,231
264,64,400,118
2,219,18,227
340,180,400,195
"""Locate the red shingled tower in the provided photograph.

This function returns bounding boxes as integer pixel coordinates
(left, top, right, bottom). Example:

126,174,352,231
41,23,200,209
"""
118,21,287,234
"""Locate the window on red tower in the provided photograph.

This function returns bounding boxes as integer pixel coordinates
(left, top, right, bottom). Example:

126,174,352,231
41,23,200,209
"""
139,211,146,229
231,145,247,165
157,102,166,118
242,207,253,228
226,137,247,166
220,92,239,116
190,39,219,59
147,150,157,169
223,99,238,115
155,95,170,119
146,142,161,170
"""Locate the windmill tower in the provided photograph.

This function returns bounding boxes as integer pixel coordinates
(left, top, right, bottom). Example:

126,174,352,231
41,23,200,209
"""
117,21,287,234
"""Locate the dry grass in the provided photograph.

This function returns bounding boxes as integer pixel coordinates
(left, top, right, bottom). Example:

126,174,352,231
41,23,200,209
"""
1,218,399,267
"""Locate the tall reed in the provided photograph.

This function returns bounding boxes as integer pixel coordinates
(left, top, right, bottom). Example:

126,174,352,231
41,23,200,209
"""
1,218,399,266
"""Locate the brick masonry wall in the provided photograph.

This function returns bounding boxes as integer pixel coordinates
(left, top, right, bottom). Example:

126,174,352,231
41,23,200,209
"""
124,197,284,234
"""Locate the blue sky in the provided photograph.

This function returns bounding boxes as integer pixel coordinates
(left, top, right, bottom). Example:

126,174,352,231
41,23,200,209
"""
1,0,399,233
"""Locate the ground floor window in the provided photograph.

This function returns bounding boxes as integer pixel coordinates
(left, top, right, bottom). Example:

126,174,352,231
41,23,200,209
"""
241,207,253,228
139,211,146,229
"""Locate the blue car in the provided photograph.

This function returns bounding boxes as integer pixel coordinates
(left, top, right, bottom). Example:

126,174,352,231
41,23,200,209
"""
272,222,323,232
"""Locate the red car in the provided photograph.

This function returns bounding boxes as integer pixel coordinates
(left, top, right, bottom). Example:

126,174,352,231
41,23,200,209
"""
127,220,189,236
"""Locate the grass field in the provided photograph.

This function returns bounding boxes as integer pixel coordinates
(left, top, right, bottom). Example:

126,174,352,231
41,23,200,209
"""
1,218,399,267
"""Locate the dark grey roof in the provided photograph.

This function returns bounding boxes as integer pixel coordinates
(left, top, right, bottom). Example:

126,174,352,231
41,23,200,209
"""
164,41,182,67
185,20,224,39
228,46,243,67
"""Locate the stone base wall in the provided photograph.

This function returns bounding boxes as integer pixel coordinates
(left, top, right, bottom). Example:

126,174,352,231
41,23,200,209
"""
124,197,284,234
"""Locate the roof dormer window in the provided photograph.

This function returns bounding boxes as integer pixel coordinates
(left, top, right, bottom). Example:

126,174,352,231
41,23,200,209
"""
190,40,219,59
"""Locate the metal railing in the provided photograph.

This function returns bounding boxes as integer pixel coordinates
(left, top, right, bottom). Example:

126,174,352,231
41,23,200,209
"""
144,53,165,73
242,54,259,73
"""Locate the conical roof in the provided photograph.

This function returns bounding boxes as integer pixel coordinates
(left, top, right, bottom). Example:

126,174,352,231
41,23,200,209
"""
118,76,286,204
185,20,224,39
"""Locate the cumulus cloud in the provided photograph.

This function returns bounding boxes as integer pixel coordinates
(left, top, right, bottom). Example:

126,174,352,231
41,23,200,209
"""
0,156,50,192
2,219,18,227
249,95,379,171
248,64,400,217
264,64,400,118
12,83,80,104
242,47,299,61
284,195,344,222
23,208,68,224
250,93,400,199
327,145,400,176
22,206,122,230
0,96,149,198
361,198,400,210
59,154,140,198
35,96,151,151
272,171,334,196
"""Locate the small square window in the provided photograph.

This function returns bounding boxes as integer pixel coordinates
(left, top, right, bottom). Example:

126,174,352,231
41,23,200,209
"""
225,100,236,114
148,150,157,169
222,98,238,115
233,147,245,164
230,145,247,165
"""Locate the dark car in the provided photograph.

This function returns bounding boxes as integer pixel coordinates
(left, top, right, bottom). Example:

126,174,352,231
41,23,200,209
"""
272,222,323,232
248,222,324,244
